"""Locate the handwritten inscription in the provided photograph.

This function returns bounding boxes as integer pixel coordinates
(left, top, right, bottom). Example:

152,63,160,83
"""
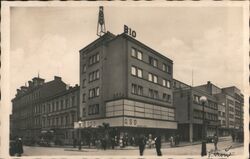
208,145,232,158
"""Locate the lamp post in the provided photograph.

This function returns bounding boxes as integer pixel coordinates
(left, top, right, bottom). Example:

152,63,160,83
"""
200,96,207,156
78,121,83,150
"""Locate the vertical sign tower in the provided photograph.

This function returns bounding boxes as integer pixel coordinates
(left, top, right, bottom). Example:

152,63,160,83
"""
97,6,106,37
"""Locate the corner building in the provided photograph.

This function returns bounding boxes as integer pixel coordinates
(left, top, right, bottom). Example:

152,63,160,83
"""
79,32,177,140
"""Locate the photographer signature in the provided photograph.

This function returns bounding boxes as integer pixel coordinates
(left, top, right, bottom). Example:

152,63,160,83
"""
208,145,232,158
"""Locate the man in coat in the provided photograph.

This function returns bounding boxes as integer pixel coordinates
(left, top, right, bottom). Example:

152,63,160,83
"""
138,135,146,156
213,133,219,151
15,138,23,156
155,136,162,156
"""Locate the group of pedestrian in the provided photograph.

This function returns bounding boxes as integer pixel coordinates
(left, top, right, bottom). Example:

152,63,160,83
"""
231,132,243,142
138,134,162,156
169,134,180,147
10,137,24,156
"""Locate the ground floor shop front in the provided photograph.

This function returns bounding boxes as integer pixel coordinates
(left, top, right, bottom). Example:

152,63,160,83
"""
177,123,217,142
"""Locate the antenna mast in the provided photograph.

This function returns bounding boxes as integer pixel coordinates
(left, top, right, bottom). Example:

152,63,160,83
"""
97,6,106,37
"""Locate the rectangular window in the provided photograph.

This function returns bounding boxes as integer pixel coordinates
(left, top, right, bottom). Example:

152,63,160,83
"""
132,84,137,94
166,80,171,88
96,70,100,79
149,89,154,98
138,86,143,95
137,51,142,60
96,53,100,62
89,87,99,98
131,48,136,57
131,66,136,76
163,79,166,86
65,99,69,108
71,96,75,106
148,73,153,82
89,70,100,82
82,79,86,88
153,75,158,83
82,94,86,103
163,64,166,71
89,53,100,66
82,64,86,73
96,87,100,96
88,104,99,115
137,68,142,78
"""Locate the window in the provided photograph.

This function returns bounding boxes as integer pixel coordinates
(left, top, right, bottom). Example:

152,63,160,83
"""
131,84,143,96
88,104,99,115
131,66,143,78
153,75,158,83
193,95,200,104
137,68,142,78
166,80,171,88
89,70,100,82
89,53,100,65
89,87,99,98
131,66,136,76
149,89,158,99
138,86,143,95
82,79,86,88
96,87,100,96
82,65,86,73
166,65,171,74
71,96,75,106
82,108,86,117
137,51,142,60
149,56,158,67
148,73,153,82
61,100,64,109
82,94,86,103
65,99,69,108
163,79,166,86
131,48,136,57
131,48,143,60
163,64,166,71
163,93,171,102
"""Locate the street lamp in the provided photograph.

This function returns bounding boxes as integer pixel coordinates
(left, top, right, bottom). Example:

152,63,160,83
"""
200,96,207,156
78,121,83,150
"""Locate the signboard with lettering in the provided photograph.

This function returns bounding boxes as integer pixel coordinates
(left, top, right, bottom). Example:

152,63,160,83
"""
124,25,136,38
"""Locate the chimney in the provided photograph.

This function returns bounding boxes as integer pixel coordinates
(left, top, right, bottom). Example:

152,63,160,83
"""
207,81,212,94
28,81,33,88
54,76,61,81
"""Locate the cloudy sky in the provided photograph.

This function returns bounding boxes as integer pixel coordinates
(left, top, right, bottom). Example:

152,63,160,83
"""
10,4,246,98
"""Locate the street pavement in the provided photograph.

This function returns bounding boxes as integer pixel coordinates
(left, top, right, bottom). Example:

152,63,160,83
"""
22,138,244,157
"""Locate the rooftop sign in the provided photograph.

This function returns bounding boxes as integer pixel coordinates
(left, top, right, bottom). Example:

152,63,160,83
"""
124,25,136,38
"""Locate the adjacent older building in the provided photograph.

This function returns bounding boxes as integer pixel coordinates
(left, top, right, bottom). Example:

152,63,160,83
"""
11,76,79,145
196,82,244,137
79,32,177,140
173,80,219,142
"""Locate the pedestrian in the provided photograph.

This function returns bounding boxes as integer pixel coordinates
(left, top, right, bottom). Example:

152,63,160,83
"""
169,136,174,147
138,135,146,156
155,136,162,156
15,138,23,157
231,133,235,142
213,133,218,151
111,137,115,149
73,138,77,148
78,139,82,150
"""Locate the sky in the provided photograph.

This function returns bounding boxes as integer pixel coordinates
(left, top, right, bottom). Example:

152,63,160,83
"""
10,5,246,99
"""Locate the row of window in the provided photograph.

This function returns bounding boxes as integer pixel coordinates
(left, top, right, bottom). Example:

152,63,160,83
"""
89,53,100,65
131,48,172,74
218,111,226,117
131,84,171,102
193,109,218,121
131,66,171,88
88,104,99,115
89,87,100,99
193,95,218,110
89,70,100,82
34,96,76,114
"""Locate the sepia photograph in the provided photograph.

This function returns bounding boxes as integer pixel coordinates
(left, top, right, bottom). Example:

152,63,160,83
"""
1,1,249,158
